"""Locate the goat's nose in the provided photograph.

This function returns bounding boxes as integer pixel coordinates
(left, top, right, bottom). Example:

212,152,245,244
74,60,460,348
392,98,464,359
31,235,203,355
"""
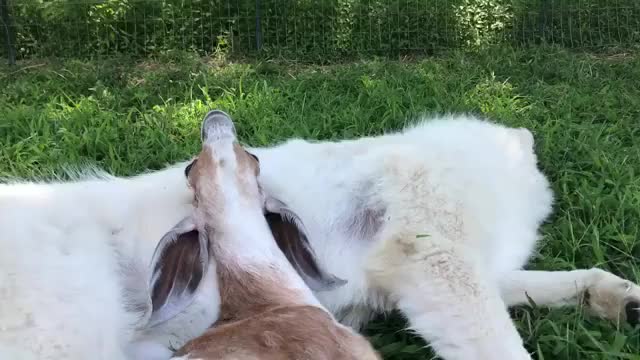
201,110,236,142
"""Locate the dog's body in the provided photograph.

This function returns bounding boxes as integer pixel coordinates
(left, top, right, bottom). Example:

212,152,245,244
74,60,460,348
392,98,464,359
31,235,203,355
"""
248,115,640,359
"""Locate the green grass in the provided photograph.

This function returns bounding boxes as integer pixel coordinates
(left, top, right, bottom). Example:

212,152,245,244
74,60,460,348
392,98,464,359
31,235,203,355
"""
1,46,640,359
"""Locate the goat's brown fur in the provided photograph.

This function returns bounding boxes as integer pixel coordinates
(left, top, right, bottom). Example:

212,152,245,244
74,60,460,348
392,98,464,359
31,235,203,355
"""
215,265,301,323
174,305,381,360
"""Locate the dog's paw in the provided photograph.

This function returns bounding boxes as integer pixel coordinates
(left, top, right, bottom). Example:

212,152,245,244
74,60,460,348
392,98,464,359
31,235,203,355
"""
585,268,640,327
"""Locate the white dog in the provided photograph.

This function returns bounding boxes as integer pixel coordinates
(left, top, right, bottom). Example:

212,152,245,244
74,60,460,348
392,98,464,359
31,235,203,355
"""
244,113,640,359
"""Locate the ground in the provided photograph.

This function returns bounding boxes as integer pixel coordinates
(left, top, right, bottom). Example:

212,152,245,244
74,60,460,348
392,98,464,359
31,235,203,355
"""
1,46,639,359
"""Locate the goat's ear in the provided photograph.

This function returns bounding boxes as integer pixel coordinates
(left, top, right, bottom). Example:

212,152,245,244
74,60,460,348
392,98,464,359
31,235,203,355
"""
147,217,209,327
264,197,347,292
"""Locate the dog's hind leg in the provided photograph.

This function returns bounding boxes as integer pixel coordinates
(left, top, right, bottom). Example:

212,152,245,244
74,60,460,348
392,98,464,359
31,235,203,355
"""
500,269,640,326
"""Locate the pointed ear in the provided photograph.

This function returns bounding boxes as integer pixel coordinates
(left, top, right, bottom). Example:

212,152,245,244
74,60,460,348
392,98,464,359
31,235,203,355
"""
147,217,210,327
264,197,347,292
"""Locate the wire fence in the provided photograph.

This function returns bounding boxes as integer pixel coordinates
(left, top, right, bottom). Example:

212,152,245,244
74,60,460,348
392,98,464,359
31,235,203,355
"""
1,0,640,64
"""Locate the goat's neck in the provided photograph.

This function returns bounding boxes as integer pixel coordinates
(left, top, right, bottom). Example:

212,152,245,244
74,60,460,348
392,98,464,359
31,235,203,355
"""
206,215,320,323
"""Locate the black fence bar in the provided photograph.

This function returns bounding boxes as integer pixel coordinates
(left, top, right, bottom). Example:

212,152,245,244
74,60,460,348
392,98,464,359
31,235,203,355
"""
537,0,551,43
255,0,262,50
0,0,16,65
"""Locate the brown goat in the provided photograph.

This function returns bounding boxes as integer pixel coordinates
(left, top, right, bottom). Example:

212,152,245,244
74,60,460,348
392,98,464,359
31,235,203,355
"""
148,110,381,360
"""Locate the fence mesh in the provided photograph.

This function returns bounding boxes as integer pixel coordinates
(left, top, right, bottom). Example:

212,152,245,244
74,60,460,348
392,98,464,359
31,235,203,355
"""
2,0,640,63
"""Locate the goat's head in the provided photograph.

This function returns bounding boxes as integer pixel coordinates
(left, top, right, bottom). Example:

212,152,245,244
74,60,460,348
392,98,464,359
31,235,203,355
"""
145,110,346,328
184,110,264,224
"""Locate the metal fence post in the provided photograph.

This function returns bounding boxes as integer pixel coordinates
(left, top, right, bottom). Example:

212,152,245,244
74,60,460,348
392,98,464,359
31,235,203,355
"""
537,0,550,43
0,0,16,65
255,0,262,50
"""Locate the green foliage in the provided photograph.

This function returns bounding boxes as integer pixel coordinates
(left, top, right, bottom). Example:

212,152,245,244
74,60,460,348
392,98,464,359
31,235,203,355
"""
9,0,238,58
4,0,640,60
511,0,640,48
455,0,514,48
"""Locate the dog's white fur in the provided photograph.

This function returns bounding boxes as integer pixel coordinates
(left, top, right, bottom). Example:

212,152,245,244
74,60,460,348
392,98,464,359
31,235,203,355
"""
1,114,638,360
0,165,210,359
